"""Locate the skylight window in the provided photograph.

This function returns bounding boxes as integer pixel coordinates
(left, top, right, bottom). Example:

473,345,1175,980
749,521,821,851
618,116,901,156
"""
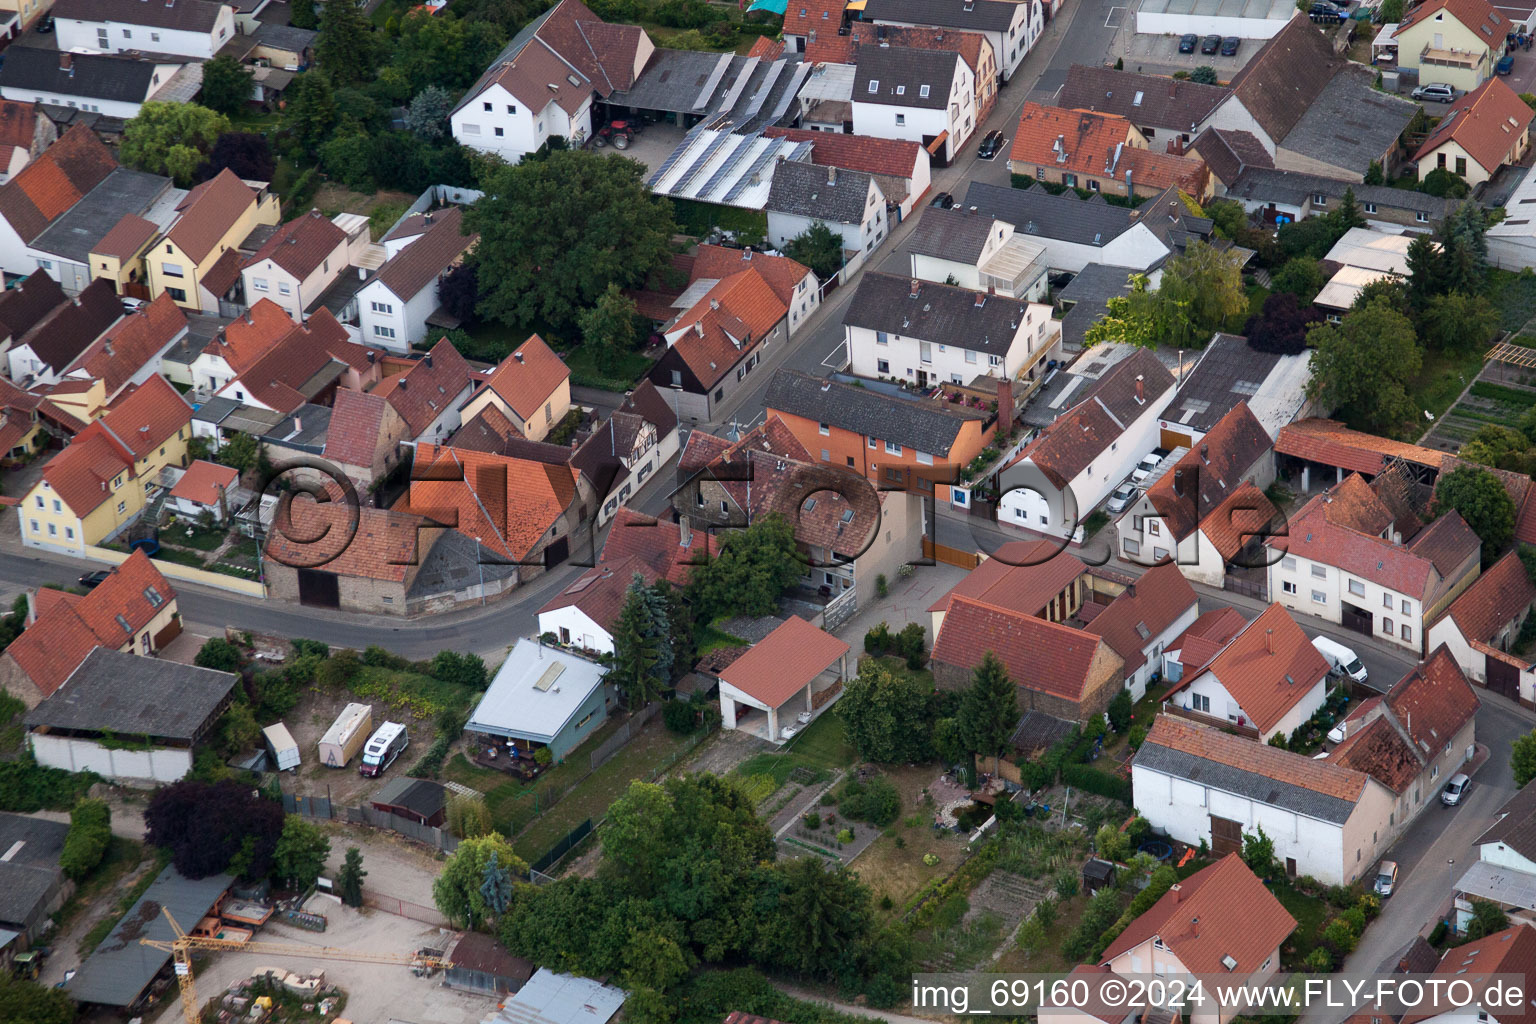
868,80,879,92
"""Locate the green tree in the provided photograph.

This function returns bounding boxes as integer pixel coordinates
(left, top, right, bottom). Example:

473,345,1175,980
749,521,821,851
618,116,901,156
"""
688,513,801,618
578,282,643,374
1336,187,1367,230
1437,201,1490,295
1189,65,1218,85
467,150,677,330
1465,899,1510,940
59,799,111,881
446,793,492,838
316,0,378,85
272,815,331,890
837,658,936,763
200,55,254,116
1406,233,1447,309
1364,160,1386,185
337,846,366,907
782,221,844,281
1461,424,1536,475
1420,291,1500,353
956,652,1018,766
755,856,873,978
1107,689,1133,733
1084,272,1169,348
1422,167,1472,199
1270,257,1325,303
120,102,230,185
289,0,317,28
1204,199,1248,239
219,432,261,472
653,580,694,681
282,73,337,153
1436,464,1516,553
1304,298,1422,433
0,974,73,1024
1157,240,1248,342
1241,824,1277,876
385,13,508,96
612,574,668,709
431,649,487,689
195,637,244,673
433,833,528,927
403,84,455,141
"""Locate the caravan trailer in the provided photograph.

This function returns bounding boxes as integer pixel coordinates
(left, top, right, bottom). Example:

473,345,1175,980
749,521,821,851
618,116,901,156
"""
359,722,408,777
263,723,301,771
317,703,372,768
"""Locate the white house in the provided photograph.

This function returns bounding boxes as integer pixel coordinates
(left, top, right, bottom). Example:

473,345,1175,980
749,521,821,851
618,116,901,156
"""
450,0,653,162
843,270,1057,388
1160,602,1331,744
1133,712,1399,885
861,0,1042,81
851,45,974,164
52,0,236,59
165,459,240,520
1081,560,1201,701
961,181,1184,273
356,206,475,353
907,208,1049,301
239,210,363,321
766,161,887,279
1268,474,1482,656
997,347,1172,541
574,380,680,526
0,49,185,120
1427,550,1536,703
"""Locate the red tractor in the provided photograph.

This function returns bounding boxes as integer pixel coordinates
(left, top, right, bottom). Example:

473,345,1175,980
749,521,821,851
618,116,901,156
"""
592,120,635,149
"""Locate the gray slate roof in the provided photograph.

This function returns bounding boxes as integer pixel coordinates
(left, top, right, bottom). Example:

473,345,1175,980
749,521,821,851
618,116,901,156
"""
1058,65,1227,133
852,45,957,110
0,48,164,104
0,862,58,929
842,271,1030,355
764,368,985,457
863,0,1024,32
251,21,317,53
908,205,999,263
0,813,67,929
31,167,171,263
1477,779,1536,864
0,813,68,868
766,159,876,225
605,48,729,113
52,0,228,31
66,866,231,1007
1135,737,1359,825
1057,262,1137,349
27,648,236,741
1165,331,1283,434
1281,72,1417,176
1225,167,1456,220
373,777,447,819
962,180,1138,247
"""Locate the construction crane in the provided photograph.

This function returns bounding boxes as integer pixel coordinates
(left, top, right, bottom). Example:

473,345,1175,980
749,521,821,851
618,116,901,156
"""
140,908,453,1024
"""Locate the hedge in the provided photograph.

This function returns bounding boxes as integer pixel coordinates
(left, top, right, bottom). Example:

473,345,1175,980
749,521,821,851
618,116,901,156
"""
1062,764,1132,804
0,759,98,813
60,799,112,881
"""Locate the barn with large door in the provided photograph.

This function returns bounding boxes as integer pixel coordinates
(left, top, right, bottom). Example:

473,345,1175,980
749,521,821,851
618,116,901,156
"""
263,500,445,615
1132,713,1398,886
1427,551,1536,706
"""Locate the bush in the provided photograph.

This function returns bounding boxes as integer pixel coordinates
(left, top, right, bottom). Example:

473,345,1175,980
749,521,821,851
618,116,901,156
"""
662,700,699,734
1128,723,1148,751
1429,920,1449,947
1107,690,1133,732
1305,947,1335,972
0,757,98,813
1034,895,1057,928
1054,871,1079,900
836,828,854,844
897,623,927,669
1062,764,1132,803
1095,824,1130,863
195,637,245,673
1322,917,1359,956
1062,886,1123,962
841,777,901,827
410,734,451,778
864,623,893,657
803,811,821,830
60,798,111,881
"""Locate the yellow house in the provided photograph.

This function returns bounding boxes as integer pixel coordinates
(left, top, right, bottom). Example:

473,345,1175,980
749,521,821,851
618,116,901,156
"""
1393,0,1506,94
21,375,192,554
146,169,280,313
458,334,573,442
44,377,106,427
1413,75,1534,187
89,213,160,298
2,0,52,34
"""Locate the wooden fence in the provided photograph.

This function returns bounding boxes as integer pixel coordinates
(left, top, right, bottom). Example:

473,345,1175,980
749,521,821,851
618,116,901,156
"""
923,537,984,569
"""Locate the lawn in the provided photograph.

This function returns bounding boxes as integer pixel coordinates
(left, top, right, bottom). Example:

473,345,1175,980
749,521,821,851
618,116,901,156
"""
159,524,229,551
1405,347,1485,438
346,665,479,722
52,836,145,936
1488,268,1536,333
1270,877,1333,968
562,344,654,392
696,623,749,657
849,765,972,919
731,710,857,802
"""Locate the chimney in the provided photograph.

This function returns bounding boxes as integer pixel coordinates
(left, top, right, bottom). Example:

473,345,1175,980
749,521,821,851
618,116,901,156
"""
424,212,434,226
1125,168,1134,201
909,278,920,298
1126,581,1136,598
826,165,837,186
292,415,302,433
425,352,433,368
679,514,692,547
367,350,376,364
1191,917,1200,937
974,292,986,308
1265,628,1275,655
58,52,72,73
996,378,1013,429
1200,442,1209,463
514,350,525,363
1170,884,1183,902
1135,374,1145,404
398,377,407,389
710,298,720,310
1173,468,1183,496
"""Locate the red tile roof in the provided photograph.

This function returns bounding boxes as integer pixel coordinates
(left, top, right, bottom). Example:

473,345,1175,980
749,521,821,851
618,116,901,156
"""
207,298,295,371
1081,561,1198,673
688,244,816,303
6,549,173,697
39,425,129,515
1437,550,1536,647
1201,482,1280,562
167,169,259,264
222,308,367,414
1397,0,1505,45
746,36,784,59
1517,486,1536,546
1140,712,1370,801
401,444,580,561
373,205,476,302
61,292,187,397
1414,76,1534,174
762,126,926,180
1165,602,1330,733
1386,644,1479,755
665,269,787,388
848,22,991,78
450,404,524,453
1101,852,1296,975
323,388,394,471
92,213,159,261
1274,418,1445,474
928,538,1087,616
96,373,192,461
0,100,36,158
169,459,238,506
600,506,715,586
1012,103,1209,193
265,487,429,583
244,208,346,280
720,613,851,708
538,554,657,629
375,338,474,437
477,335,568,423
0,125,116,243
1401,925,1536,1024
783,0,846,39
1167,606,1248,675
1328,714,1423,793
1145,402,1273,542
931,594,1122,702
199,247,244,300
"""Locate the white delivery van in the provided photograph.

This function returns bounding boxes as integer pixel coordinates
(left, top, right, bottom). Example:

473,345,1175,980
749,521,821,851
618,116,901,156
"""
358,721,408,778
1312,636,1368,684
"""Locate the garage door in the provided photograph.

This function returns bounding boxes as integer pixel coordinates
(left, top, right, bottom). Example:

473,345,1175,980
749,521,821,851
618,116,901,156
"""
1340,603,1374,637
1210,815,1243,857
297,569,340,608
1488,657,1521,702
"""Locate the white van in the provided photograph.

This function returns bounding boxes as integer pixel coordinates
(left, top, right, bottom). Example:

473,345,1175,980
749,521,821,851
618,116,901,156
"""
1311,636,1367,684
358,721,408,778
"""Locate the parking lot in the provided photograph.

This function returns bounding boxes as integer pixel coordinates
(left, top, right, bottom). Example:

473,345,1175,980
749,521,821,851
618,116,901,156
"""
1110,25,1267,78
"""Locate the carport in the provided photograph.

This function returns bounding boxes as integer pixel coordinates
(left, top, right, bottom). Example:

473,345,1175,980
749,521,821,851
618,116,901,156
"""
718,614,850,743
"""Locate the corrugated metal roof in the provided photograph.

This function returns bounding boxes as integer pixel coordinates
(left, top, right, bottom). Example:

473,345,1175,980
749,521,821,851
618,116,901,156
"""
494,969,627,1024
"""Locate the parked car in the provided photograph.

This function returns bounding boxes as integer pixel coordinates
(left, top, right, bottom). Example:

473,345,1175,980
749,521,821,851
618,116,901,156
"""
1442,773,1471,806
1106,482,1139,515
1374,860,1398,897
1311,635,1368,684
1498,55,1515,74
78,570,111,589
977,130,1006,159
35,14,52,32
930,191,955,208
121,296,146,312
1220,36,1240,55
1413,82,1456,102
1130,452,1166,485
1179,32,1199,52
1308,2,1346,20
1200,33,1221,53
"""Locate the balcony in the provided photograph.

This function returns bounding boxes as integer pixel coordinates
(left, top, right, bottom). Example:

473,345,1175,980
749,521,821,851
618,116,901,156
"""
1419,45,1482,68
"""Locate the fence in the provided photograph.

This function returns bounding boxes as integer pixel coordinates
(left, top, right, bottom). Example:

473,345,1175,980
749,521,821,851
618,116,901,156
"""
284,793,334,819
363,893,450,927
923,537,984,569
284,794,459,853
529,818,593,875
589,705,658,772
83,544,267,597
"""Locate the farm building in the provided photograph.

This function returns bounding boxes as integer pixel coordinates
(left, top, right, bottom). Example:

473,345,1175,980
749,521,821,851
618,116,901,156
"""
370,777,447,828
445,931,534,997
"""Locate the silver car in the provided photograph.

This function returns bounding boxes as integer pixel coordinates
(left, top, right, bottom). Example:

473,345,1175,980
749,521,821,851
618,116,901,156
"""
1106,482,1139,514
1442,773,1471,806
1413,83,1456,103
1374,860,1398,897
